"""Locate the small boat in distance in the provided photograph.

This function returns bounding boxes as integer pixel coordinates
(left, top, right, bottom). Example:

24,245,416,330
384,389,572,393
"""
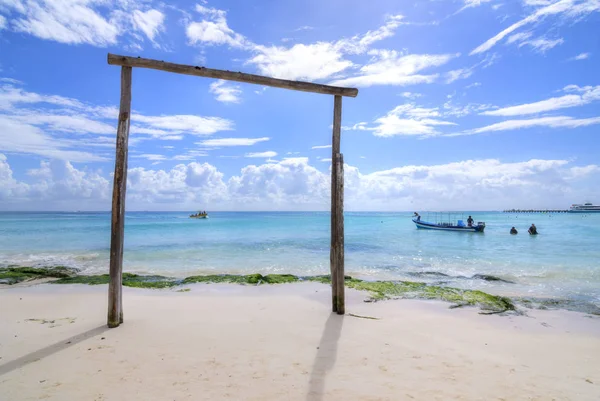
412,212,485,232
190,211,209,219
568,203,600,213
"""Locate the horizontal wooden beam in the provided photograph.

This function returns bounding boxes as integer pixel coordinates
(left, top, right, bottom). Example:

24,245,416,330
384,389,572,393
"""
108,54,358,98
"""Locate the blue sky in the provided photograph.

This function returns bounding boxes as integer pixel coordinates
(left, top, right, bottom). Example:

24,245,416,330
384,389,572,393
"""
0,0,599,211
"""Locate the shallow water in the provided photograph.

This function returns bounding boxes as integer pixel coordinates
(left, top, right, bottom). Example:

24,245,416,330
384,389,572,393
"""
1,211,599,306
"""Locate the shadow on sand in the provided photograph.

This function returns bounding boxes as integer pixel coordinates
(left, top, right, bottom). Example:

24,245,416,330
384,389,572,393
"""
306,313,344,401
0,325,109,376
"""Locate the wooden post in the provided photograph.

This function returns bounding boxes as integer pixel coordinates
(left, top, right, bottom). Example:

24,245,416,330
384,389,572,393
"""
330,95,342,313
335,153,345,315
108,66,132,328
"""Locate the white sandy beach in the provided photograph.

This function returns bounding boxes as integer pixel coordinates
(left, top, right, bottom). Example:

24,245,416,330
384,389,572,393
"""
1,282,599,401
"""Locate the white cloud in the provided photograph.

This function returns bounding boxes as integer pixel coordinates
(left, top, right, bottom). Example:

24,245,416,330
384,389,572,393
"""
342,122,371,131
400,92,422,99
0,115,107,162
247,42,355,81
186,4,250,48
209,80,242,103
0,82,235,160
228,157,329,207
465,82,482,89
519,36,564,53
249,14,407,80
127,161,227,204
131,114,234,136
570,52,590,60
198,137,270,147
0,154,31,201
470,0,600,55
25,158,110,202
506,31,533,44
341,14,405,53
0,83,84,109
345,158,597,210
172,150,210,161
455,0,493,14
523,0,554,6
132,9,165,44
0,78,23,85
2,154,598,211
184,8,443,86
0,14,6,30
135,154,167,161
8,0,119,46
481,85,600,116
443,101,494,117
445,68,474,83
0,1,168,48
188,10,406,81
245,151,278,158
346,104,456,137
457,115,600,136
330,51,457,87
311,145,332,150
10,112,115,134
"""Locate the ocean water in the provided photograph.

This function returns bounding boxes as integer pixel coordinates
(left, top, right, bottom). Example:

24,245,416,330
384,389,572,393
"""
1,211,599,306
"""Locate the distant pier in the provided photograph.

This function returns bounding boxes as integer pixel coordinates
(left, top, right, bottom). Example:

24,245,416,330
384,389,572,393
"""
503,209,569,213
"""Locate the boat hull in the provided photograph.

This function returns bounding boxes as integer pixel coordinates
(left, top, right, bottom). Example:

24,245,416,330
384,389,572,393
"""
190,216,209,219
412,219,484,232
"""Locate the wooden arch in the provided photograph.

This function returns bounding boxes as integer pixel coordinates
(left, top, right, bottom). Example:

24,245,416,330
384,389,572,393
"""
106,54,358,328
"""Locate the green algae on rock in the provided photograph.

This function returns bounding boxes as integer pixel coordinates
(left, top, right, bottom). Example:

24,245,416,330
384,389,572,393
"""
53,273,177,289
42,270,515,313
182,273,300,285
182,274,262,285
0,266,78,285
344,279,515,313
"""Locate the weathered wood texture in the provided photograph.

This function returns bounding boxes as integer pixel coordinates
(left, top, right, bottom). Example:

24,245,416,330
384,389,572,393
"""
107,54,358,98
108,66,132,328
330,95,343,313
334,153,345,315
330,171,338,313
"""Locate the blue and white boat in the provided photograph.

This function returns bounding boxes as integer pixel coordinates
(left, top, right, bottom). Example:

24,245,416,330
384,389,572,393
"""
412,213,485,232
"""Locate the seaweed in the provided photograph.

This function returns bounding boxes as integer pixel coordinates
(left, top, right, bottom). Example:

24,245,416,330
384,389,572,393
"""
181,273,300,285
52,273,177,288
22,269,516,313
182,274,262,285
343,279,515,313
0,266,78,285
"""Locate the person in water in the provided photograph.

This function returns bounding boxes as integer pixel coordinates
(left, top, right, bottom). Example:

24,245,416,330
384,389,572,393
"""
467,216,474,227
413,212,421,221
510,227,518,234
528,224,538,235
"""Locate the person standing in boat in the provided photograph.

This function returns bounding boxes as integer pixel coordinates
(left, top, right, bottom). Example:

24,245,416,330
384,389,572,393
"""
467,216,474,227
413,212,421,221
510,227,518,234
528,224,538,235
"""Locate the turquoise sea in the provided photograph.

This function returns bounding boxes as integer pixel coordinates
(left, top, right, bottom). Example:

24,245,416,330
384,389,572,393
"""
1,211,599,306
